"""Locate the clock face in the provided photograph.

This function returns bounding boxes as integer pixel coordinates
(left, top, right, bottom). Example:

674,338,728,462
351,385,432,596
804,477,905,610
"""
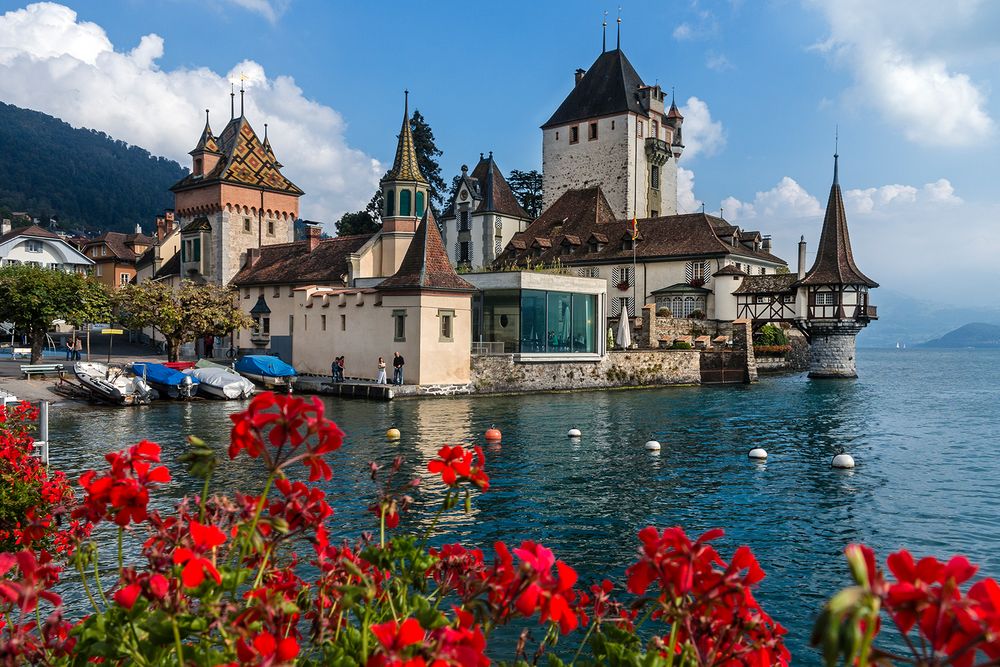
459,190,468,201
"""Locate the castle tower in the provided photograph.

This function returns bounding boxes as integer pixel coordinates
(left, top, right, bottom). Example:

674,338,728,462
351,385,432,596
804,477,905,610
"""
541,44,683,220
170,95,303,286
796,154,878,378
378,92,428,276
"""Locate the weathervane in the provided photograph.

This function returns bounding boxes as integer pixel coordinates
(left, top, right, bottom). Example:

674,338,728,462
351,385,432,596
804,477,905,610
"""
617,6,622,50
602,10,608,52
239,72,246,117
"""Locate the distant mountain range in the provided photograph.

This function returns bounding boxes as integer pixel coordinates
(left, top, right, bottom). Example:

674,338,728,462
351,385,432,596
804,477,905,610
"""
0,101,187,234
858,289,1000,348
919,323,1000,348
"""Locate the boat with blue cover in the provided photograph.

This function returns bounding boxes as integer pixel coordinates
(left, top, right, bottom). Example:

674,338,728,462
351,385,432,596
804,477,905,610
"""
131,362,199,399
234,355,297,388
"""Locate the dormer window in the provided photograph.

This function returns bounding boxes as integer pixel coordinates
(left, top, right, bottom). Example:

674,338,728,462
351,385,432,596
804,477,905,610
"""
194,158,203,175
588,241,599,253
623,238,634,251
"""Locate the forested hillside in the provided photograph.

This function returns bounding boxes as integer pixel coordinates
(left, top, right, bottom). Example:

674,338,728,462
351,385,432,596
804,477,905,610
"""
0,102,187,232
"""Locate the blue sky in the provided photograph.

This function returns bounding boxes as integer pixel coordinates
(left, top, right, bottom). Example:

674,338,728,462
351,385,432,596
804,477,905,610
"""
1,0,998,305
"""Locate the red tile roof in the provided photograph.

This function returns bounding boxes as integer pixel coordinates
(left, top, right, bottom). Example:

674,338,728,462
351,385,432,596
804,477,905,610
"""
231,234,372,286
0,224,59,245
377,210,476,292
84,232,154,262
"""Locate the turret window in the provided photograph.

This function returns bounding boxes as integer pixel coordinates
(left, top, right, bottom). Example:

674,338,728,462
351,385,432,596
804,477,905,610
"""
816,292,836,306
386,190,395,216
400,190,412,216
416,191,425,217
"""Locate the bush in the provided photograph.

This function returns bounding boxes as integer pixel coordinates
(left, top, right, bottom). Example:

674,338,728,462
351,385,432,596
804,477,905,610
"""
755,323,789,347
754,344,792,356
671,340,693,350
656,308,672,318
689,309,706,320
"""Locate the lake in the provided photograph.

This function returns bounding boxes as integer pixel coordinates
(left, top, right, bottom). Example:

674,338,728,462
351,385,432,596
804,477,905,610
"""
48,348,1000,662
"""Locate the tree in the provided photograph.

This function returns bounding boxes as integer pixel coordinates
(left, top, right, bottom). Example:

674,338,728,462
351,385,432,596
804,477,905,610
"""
334,191,383,237
0,265,110,363
507,169,544,218
113,280,252,362
409,110,447,212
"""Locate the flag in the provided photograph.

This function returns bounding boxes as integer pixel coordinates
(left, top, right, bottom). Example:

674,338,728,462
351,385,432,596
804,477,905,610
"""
631,216,639,241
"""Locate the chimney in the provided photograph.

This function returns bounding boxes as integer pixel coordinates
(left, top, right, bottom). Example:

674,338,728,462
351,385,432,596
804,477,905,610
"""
305,223,321,251
797,235,807,279
1,219,10,235
155,216,165,242
246,247,260,268
574,68,586,85
762,235,772,253
135,223,143,235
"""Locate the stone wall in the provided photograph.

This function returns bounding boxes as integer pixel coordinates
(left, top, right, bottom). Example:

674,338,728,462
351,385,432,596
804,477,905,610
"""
637,306,733,348
471,349,701,394
808,322,863,378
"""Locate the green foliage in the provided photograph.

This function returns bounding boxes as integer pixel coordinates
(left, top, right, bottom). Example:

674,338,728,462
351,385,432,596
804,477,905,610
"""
113,280,252,361
0,474,42,552
671,341,693,350
756,324,789,347
508,169,544,218
334,191,381,236
0,102,186,233
409,110,447,211
0,264,111,362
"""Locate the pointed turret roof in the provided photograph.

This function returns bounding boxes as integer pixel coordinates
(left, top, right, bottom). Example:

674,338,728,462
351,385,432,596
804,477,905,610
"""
542,49,646,129
171,114,303,195
797,155,878,288
382,92,426,184
469,153,531,219
190,111,221,155
377,209,475,292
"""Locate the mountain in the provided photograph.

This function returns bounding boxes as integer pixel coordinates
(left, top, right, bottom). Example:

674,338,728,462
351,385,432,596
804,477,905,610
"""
857,288,1000,348
0,102,187,233
920,323,1000,348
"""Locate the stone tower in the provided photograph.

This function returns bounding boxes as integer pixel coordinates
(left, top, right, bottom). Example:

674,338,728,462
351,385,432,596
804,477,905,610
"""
378,92,429,276
169,94,303,286
541,45,684,220
796,154,878,378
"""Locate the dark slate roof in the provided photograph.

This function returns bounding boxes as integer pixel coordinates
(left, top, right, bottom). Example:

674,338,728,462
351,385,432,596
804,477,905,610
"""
250,294,271,315
650,282,712,295
733,274,797,295
153,252,181,279
182,217,212,233
0,224,59,245
231,234,372,286
797,156,878,288
468,155,530,219
495,187,787,267
542,49,646,129
713,264,748,277
190,114,221,155
171,115,304,195
377,210,476,292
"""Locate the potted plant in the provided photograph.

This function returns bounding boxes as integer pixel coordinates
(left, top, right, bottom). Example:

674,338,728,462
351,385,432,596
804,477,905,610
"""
616,280,630,291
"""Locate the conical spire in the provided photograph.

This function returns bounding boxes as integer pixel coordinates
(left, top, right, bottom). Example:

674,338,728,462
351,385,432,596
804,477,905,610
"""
190,109,220,154
798,154,878,288
377,208,475,291
382,90,427,184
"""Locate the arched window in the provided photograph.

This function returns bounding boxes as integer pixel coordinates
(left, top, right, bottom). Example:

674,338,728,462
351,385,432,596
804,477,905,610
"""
400,190,412,216
386,190,395,216
415,191,425,216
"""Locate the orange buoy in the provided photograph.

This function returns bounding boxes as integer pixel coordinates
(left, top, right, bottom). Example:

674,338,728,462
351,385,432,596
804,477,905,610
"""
485,426,502,441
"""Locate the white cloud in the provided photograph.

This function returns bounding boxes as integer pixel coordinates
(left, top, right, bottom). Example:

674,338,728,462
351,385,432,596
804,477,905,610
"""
672,23,693,40
723,177,822,221
808,0,995,146
844,178,962,214
705,52,733,72
678,96,725,160
0,2,380,227
677,167,699,213
222,0,287,23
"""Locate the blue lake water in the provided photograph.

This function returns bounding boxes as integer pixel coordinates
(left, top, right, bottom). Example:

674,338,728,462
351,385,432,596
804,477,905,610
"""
48,348,1000,663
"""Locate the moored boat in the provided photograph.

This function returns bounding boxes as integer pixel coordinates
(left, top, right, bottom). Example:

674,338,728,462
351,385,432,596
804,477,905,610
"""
183,367,256,400
131,362,199,399
234,355,297,389
74,362,153,406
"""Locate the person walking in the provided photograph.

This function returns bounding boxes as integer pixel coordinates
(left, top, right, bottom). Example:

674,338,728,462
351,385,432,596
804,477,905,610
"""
331,356,344,382
65,337,74,361
375,356,387,384
73,337,84,361
338,356,346,381
392,351,405,386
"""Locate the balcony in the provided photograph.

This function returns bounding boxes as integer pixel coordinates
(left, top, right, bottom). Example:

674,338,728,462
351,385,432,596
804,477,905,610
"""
249,331,270,346
856,304,878,321
644,137,670,166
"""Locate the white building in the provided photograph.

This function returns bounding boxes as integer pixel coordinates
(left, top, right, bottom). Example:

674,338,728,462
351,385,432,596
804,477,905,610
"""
0,222,93,272
439,153,532,270
541,46,684,221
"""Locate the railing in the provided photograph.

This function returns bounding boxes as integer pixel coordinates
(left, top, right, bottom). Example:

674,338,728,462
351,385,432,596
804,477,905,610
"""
250,331,271,345
471,341,506,356
645,137,670,154
857,304,878,320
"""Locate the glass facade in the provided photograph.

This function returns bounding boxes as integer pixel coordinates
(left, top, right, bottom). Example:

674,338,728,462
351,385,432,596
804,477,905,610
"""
474,289,597,354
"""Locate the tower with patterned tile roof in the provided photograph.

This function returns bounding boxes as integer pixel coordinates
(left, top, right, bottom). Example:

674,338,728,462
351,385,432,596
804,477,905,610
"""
170,96,303,286
378,91,429,277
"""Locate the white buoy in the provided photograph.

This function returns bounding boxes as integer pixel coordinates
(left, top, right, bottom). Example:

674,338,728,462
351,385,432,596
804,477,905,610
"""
567,428,582,438
644,440,661,451
832,453,856,469
748,447,768,460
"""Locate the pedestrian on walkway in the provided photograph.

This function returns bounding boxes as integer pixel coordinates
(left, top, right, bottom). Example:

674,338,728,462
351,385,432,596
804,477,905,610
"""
338,356,346,381
73,337,84,361
375,356,387,384
331,356,344,382
65,337,74,361
392,351,405,385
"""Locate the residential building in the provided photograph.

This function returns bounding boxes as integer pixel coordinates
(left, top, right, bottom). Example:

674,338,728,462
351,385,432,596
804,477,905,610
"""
0,222,93,272
80,227,153,287
439,153,532,270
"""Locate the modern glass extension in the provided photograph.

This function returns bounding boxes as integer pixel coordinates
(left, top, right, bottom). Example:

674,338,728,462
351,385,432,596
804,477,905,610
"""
473,289,597,354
